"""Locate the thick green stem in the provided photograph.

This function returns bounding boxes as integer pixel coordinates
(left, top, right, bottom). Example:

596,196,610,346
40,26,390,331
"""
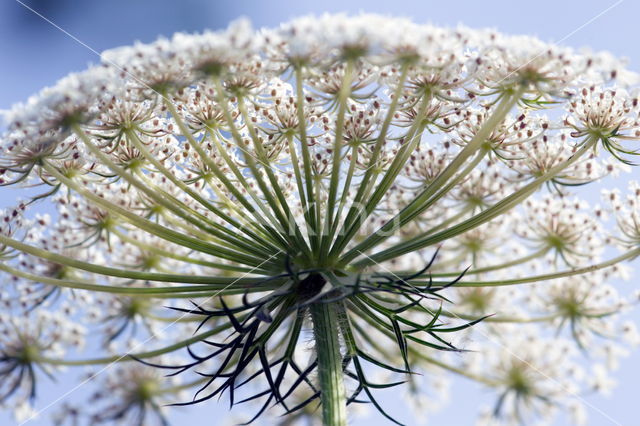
310,302,347,426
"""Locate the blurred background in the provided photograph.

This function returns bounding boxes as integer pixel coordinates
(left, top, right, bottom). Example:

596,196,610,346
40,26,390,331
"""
1,0,639,424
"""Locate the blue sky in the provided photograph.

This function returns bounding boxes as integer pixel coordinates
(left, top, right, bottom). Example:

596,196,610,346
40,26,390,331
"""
1,0,639,425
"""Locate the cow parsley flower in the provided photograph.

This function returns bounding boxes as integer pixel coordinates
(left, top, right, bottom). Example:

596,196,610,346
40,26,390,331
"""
1,14,639,426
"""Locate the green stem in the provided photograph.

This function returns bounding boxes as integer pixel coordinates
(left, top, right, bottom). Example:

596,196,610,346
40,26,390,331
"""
210,79,300,251
357,135,598,267
330,115,430,262
110,227,253,273
294,66,320,250
0,261,264,296
236,96,313,260
320,60,354,263
412,352,497,386
42,161,274,269
329,63,411,258
163,98,288,250
340,90,522,265
420,205,474,237
159,376,210,395
424,247,640,288
35,320,236,366
438,310,559,323
0,233,280,286
433,247,550,277
286,133,316,245
331,143,358,235
342,146,487,263
310,302,347,426
402,90,522,211
125,128,276,253
73,125,261,257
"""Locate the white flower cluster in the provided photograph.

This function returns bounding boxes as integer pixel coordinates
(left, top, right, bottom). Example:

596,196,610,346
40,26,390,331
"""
0,14,639,426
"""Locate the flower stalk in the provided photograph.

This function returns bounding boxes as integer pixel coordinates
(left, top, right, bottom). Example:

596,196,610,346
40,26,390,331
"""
310,301,348,426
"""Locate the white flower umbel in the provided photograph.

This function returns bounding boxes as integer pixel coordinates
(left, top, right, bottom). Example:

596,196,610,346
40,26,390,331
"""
1,14,640,426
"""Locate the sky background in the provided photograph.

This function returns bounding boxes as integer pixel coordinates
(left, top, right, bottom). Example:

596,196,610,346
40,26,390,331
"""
1,0,639,425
